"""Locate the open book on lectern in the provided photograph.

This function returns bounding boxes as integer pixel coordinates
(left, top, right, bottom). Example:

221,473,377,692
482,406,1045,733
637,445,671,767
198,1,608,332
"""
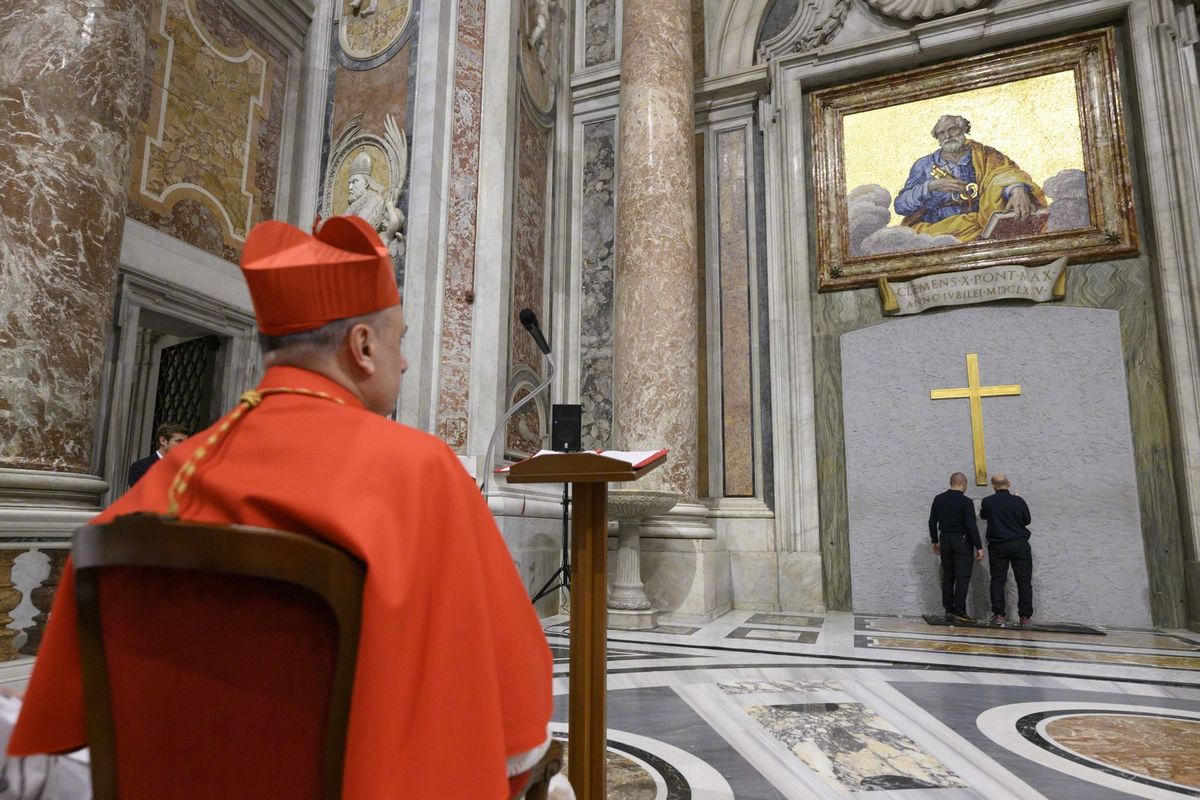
494,448,669,473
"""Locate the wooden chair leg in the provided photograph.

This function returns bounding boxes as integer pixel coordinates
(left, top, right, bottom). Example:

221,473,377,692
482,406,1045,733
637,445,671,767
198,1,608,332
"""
520,739,564,800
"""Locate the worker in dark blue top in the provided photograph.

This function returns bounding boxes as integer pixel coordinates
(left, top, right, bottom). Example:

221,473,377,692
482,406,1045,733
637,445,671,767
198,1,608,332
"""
980,473,1034,625
928,472,983,623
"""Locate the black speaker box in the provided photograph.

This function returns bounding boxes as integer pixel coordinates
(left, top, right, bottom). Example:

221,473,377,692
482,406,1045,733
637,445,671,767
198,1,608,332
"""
551,404,582,452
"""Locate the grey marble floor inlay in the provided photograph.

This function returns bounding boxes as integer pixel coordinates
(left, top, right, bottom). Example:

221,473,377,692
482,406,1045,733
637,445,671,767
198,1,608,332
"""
743,700,968,791
727,627,820,643
746,613,824,628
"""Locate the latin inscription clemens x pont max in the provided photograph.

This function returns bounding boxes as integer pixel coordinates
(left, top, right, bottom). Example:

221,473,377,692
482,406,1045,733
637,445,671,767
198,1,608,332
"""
879,258,1068,316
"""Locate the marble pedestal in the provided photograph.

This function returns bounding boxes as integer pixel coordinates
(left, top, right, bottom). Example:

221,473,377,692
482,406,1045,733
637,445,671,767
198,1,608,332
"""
606,489,679,630
634,501,734,624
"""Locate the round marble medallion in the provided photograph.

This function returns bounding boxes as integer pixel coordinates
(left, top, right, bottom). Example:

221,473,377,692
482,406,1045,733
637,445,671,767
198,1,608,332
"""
560,749,658,799
548,723,735,798
338,0,411,63
1041,713,1200,792
978,702,1200,800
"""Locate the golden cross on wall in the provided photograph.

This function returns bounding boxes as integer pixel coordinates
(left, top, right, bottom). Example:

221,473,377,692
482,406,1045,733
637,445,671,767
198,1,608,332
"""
930,353,1021,486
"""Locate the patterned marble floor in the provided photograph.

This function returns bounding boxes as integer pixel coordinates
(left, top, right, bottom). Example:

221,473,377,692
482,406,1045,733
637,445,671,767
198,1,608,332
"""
543,610,1200,799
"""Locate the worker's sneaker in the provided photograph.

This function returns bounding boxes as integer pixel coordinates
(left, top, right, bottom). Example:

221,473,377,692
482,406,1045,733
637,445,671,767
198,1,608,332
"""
947,612,977,624
1018,616,1032,626
991,613,1006,625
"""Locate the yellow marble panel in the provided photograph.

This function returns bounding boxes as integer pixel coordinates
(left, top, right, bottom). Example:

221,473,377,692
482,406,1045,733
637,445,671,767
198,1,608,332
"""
863,617,1200,651
867,636,1200,670
134,0,269,246
1044,715,1200,789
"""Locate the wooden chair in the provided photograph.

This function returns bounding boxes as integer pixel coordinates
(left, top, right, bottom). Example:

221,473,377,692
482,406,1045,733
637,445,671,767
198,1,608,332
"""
518,738,564,800
73,514,365,800
73,513,565,799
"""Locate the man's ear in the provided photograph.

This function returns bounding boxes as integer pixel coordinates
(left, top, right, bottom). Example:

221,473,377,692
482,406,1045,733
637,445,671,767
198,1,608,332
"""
347,323,376,376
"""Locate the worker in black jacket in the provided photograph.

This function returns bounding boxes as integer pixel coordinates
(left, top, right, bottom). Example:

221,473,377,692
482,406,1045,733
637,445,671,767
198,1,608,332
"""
980,473,1033,626
928,472,983,623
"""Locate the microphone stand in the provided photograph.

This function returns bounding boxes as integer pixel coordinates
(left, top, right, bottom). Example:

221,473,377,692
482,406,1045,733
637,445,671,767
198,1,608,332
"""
479,353,557,495
531,482,570,604
480,315,570,607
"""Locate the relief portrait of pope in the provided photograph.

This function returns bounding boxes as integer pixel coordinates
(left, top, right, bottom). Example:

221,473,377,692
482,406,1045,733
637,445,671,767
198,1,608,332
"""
894,114,1048,242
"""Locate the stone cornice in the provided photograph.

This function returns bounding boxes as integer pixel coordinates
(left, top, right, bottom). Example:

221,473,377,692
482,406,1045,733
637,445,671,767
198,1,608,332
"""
229,0,318,52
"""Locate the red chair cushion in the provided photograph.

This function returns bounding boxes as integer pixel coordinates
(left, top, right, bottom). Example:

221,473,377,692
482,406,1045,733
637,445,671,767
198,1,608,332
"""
96,567,338,799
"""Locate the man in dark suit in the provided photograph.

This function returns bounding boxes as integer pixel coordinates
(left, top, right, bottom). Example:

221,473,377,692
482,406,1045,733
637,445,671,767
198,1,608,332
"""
981,472,1033,626
127,422,189,489
929,472,984,623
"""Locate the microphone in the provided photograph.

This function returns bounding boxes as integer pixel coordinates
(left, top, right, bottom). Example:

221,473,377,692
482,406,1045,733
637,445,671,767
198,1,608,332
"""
480,309,556,493
519,308,551,355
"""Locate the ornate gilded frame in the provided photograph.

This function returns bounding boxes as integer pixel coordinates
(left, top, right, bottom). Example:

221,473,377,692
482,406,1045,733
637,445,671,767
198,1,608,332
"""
811,28,1138,290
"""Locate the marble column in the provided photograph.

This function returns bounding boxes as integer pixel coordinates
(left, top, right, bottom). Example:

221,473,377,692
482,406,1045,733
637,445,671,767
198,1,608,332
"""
613,0,698,498
611,0,730,624
0,0,151,476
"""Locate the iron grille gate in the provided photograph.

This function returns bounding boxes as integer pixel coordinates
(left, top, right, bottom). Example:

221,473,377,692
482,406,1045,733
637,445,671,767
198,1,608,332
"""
152,335,220,435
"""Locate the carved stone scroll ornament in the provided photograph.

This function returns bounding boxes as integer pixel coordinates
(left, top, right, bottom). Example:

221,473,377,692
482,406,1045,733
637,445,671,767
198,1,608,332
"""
862,0,988,21
759,0,852,57
322,113,409,259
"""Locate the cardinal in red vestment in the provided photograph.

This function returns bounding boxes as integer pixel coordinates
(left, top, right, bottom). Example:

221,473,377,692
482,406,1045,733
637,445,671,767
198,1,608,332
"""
8,216,555,798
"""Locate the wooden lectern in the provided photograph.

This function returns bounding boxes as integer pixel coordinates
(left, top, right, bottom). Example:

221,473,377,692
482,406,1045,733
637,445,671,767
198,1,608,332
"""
505,450,667,800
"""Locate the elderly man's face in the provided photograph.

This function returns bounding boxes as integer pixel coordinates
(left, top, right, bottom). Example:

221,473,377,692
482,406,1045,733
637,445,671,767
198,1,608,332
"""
933,121,967,155
348,174,366,203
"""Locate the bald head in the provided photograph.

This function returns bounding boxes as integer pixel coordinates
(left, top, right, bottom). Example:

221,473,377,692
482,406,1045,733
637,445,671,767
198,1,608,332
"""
991,473,1010,489
949,472,968,490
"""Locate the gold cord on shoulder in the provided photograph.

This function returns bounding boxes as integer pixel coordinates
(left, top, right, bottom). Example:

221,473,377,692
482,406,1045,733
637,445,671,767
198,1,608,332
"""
166,387,346,514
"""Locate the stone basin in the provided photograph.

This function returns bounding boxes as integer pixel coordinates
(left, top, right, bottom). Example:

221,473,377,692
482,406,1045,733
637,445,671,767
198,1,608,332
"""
607,489,679,521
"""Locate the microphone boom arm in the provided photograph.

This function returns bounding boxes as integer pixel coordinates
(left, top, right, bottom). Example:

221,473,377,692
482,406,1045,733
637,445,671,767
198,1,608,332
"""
480,353,557,493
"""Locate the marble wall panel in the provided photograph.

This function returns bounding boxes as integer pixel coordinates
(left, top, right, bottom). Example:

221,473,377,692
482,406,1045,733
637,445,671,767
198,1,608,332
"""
579,120,617,450
716,130,754,497
0,0,151,471
505,104,551,456
752,130,774,509
583,0,616,67
434,0,486,449
328,43,412,145
127,0,288,262
696,132,710,495
811,253,1186,624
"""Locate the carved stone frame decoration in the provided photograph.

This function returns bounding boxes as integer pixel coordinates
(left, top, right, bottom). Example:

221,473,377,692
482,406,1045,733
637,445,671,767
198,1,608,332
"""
810,27,1138,291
